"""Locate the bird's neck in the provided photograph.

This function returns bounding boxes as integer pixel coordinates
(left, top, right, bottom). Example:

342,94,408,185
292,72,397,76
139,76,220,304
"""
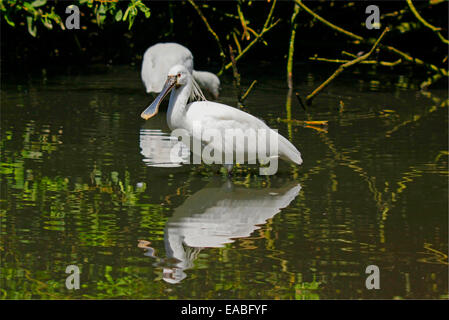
167,81,192,130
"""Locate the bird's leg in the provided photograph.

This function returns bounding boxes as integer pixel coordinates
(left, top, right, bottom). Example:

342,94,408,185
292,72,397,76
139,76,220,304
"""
224,164,233,177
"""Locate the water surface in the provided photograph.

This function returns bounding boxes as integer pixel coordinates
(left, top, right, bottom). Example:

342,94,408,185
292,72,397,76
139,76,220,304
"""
1,65,447,299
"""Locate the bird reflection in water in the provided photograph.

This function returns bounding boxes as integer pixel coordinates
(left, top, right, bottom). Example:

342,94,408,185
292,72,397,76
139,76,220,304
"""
140,128,190,167
139,179,301,284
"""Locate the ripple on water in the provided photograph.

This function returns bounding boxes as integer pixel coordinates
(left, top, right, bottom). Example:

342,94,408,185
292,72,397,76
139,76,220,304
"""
139,129,190,167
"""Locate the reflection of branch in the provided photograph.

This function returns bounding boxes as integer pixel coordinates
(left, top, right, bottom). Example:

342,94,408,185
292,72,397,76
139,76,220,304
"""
420,243,449,266
307,127,385,213
278,118,328,126
385,98,448,137
420,73,443,90
306,28,389,104
406,0,448,45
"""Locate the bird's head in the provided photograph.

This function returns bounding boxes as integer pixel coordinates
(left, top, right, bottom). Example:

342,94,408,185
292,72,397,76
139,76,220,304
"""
141,64,190,120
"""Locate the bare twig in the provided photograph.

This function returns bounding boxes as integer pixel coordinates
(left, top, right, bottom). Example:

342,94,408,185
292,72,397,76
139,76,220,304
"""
263,0,277,29
295,0,363,41
229,45,242,102
241,80,258,101
187,0,226,73
229,45,257,104
232,32,242,54
406,0,448,45
237,1,250,41
219,19,280,76
384,45,447,76
287,3,300,89
310,56,402,67
341,51,358,58
295,0,448,77
306,28,390,104
217,0,279,76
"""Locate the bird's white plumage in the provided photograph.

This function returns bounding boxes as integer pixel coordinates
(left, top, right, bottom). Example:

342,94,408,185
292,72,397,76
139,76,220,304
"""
141,43,193,93
163,65,302,167
141,64,303,170
141,42,220,98
181,101,302,165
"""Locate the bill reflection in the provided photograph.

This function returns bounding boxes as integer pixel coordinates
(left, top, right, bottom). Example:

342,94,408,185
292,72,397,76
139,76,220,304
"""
140,179,301,284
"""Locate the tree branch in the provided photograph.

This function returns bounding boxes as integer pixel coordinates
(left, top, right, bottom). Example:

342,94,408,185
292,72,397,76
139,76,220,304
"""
406,0,448,45
187,0,226,73
306,28,390,104
295,0,448,77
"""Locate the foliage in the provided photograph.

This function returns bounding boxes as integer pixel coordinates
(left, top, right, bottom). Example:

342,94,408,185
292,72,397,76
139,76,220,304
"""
1,0,448,93
0,0,150,37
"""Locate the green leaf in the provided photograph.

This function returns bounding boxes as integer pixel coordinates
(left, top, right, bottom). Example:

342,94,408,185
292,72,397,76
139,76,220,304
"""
41,18,52,30
127,7,137,29
123,7,130,21
97,3,106,25
115,9,123,21
98,3,106,14
128,14,135,29
136,2,151,18
4,14,15,27
26,16,37,37
23,2,35,12
31,0,46,8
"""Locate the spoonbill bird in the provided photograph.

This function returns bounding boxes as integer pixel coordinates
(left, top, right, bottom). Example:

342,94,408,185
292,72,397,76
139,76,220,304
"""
141,42,221,99
140,64,302,173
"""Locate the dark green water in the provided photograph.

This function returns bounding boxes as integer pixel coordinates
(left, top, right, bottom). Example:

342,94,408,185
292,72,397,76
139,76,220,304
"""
1,65,447,299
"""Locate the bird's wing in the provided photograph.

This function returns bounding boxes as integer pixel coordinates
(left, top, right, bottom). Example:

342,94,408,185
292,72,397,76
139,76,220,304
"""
185,101,268,135
184,101,302,165
184,101,270,161
141,48,156,92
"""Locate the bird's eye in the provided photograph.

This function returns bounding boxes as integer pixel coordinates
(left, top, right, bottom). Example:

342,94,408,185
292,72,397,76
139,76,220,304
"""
177,73,181,78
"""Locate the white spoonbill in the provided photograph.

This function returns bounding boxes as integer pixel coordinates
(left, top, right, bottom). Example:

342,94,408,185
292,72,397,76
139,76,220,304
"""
140,64,302,173
141,42,221,99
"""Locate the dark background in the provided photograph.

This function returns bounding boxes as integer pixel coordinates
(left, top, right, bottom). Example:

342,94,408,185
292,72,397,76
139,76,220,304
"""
1,1,448,82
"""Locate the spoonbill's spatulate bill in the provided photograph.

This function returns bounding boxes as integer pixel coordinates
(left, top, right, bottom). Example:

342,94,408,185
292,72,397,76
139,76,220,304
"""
141,42,221,99
140,64,302,173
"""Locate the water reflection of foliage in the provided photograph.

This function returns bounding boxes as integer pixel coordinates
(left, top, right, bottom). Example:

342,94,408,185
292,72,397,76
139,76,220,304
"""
287,88,447,219
1,77,447,299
